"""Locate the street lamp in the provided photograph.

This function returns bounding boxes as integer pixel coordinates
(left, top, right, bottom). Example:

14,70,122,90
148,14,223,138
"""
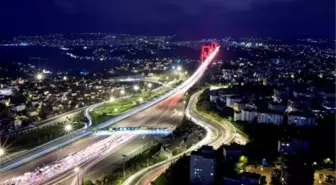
0,147,5,170
133,85,140,91
0,148,5,156
139,97,144,103
64,124,72,133
36,73,44,81
120,89,126,95
63,76,68,81
74,167,80,185
74,167,80,172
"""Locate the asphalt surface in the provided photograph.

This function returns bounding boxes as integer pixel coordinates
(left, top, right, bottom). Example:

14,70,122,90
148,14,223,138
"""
0,129,92,172
122,91,234,185
59,95,185,185
0,135,106,184
0,94,184,185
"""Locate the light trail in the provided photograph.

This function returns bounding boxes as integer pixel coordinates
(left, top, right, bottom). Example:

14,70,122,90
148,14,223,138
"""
1,46,220,185
0,80,160,173
2,133,136,185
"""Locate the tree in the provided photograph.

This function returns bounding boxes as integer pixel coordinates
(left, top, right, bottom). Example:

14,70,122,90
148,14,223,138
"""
94,179,102,185
260,176,267,185
10,88,26,104
83,180,94,185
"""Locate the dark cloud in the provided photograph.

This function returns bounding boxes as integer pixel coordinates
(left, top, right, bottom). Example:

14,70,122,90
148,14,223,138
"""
0,0,334,36
53,0,77,13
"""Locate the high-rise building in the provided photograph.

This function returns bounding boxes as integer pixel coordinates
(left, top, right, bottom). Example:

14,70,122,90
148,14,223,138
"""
278,139,309,156
190,146,216,185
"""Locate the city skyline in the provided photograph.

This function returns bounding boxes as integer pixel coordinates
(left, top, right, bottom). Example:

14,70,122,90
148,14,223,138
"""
0,1,334,185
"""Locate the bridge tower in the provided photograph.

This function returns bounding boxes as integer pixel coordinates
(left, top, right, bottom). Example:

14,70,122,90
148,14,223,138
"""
200,42,218,63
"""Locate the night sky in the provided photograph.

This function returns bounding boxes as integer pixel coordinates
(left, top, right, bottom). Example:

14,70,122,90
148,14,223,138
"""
1,0,335,37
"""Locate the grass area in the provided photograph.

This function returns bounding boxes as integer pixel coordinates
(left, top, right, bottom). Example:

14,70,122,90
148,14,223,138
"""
5,122,82,152
89,84,173,126
90,92,157,126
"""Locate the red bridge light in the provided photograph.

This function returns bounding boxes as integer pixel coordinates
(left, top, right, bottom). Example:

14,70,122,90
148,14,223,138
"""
201,42,218,63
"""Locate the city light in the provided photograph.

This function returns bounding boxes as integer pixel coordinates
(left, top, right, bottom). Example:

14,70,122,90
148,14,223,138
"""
0,45,220,183
138,97,144,103
133,85,140,91
0,45,221,185
120,89,126,95
74,167,80,173
0,148,5,156
63,76,67,80
36,73,44,80
177,66,182,71
64,124,72,132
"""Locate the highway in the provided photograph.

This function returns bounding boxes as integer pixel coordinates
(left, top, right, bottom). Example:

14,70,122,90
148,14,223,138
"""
0,80,161,173
2,94,185,185
59,47,221,185
122,91,236,185
0,46,220,185
59,97,185,185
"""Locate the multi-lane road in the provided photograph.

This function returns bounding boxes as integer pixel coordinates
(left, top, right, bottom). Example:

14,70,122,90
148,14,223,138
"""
128,90,250,185
122,90,233,185
0,46,220,185
59,95,185,185
0,89,186,184
0,78,163,173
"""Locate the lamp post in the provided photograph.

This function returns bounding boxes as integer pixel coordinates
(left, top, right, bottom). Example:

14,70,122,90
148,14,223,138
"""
133,85,140,92
64,124,73,133
36,73,44,81
122,154,127,179
0,147,5,170
120,89,126,96
74,167,80,185
64,124,73,140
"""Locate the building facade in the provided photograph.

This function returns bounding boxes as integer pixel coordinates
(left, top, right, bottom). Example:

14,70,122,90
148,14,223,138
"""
190,146,216,185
